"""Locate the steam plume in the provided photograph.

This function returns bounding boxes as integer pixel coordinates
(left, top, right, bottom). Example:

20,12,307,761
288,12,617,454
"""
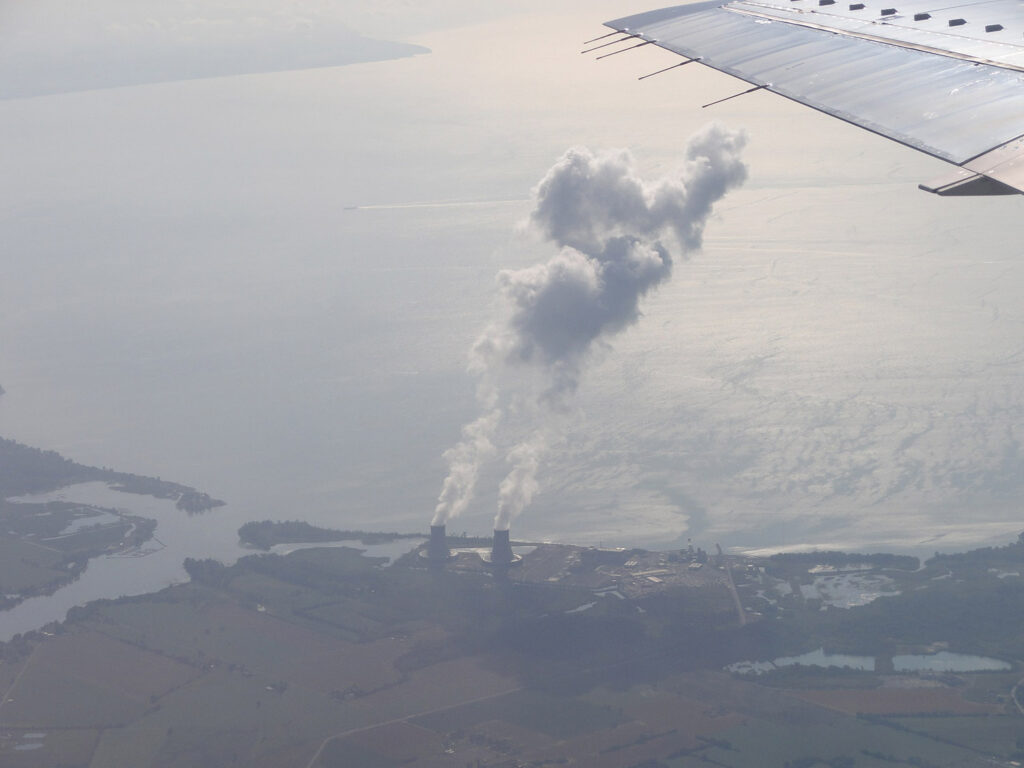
431,410,500,526
496,433,546,531
433,124,747,530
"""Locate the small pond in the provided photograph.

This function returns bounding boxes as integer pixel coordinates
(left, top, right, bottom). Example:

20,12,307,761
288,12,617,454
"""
727,648,1010,675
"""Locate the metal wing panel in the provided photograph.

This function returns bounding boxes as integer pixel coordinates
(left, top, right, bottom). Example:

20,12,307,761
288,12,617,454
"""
605,3,1024,165
725,0,1024,69
613,0,1024,68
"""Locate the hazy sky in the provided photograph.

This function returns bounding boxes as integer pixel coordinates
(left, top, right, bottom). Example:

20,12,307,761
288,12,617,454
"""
1,0,1021,555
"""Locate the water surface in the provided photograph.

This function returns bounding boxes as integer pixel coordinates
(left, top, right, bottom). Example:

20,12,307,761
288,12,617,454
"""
727,648,1010,675
1,483,423,640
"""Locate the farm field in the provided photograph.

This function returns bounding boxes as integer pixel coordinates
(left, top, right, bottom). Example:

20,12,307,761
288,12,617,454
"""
790,686,1001,716
0,538,1022,767
0,536,67,595
890,714,1024,758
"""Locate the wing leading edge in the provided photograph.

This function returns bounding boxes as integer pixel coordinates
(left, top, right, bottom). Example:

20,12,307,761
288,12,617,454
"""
604,0,1024,195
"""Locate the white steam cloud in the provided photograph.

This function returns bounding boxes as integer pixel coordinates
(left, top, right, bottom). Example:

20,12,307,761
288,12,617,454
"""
432,123,748,531
496,433,547,531
432,411,501,526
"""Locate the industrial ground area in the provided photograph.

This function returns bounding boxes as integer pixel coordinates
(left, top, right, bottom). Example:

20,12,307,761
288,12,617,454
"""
421,523,731,600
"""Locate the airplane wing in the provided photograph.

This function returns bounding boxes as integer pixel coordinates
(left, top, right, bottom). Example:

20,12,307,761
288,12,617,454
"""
602,0,1024,195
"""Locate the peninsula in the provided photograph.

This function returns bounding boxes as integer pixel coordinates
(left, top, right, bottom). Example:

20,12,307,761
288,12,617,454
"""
0,437,224,611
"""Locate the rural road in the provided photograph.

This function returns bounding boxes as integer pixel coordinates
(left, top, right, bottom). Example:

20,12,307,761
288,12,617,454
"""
1011,675,1024,717
302,682,526,768
723,557,746,627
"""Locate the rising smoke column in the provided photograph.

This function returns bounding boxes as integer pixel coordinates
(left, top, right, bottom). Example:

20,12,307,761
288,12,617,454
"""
433,123,748,531
431,410,500,526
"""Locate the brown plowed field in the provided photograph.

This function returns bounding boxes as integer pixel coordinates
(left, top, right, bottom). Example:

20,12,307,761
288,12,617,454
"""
791,686,998,715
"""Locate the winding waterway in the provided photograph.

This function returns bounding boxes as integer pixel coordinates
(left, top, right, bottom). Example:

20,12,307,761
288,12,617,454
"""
0,482,424,641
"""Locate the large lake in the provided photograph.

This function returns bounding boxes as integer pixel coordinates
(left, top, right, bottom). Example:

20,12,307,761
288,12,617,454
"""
2,1,1022,584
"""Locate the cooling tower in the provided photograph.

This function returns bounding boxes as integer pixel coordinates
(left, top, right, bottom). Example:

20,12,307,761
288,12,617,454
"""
421,524,454,564
484,528,522,566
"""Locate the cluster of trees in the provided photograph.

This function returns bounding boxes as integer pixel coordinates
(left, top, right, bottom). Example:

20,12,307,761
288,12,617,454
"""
109,475,191,500
815,573,1024,658
175,490,225,513
183,558,231,588
0,437,97,496
0,436,224,509
927,534,1024,571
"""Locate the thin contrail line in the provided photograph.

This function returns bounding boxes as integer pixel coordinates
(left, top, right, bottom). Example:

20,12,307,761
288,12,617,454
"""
347,198,527,211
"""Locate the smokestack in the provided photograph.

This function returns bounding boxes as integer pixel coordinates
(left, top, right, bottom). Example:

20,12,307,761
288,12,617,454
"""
485,528,522,566
422,524,454,564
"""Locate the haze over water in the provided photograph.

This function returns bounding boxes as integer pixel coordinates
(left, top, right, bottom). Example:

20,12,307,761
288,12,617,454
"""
1,0,1022,558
